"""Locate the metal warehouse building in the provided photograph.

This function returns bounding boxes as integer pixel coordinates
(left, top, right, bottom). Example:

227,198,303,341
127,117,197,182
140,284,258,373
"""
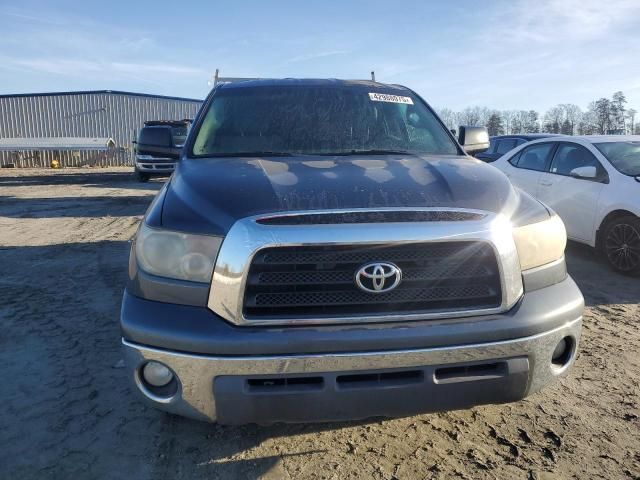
0,90,202,167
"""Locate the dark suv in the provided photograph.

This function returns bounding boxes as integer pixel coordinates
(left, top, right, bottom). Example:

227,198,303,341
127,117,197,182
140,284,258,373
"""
476,134,562,162
121,79,583,424
133,120,189,182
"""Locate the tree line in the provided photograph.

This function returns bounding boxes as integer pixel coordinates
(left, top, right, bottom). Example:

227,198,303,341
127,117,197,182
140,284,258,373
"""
437,91,638,137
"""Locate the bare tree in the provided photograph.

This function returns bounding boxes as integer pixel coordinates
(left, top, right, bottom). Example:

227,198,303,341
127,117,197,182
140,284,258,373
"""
543,106,564,133
513,111,532,134
591,99,612,134
478,107,492,128
516,110,535,133
434,90,633,137
458,107,479,126
436,107,458,131
560,119,572,135
626,108,637,134
560,104,582,135
486,112,504,136
611,91,627,131
524,110,540,133
578,108,598,135
501,110,518,135
542,104,582,135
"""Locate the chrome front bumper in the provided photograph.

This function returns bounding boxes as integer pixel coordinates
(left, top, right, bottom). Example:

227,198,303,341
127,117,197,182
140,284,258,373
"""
122,316,582,423
135,162,176,173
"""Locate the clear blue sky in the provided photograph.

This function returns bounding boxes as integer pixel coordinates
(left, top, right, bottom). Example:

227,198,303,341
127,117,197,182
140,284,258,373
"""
1,0,639,113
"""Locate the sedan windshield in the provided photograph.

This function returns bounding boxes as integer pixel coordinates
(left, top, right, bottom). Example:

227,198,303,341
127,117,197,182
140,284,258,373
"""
191,86,459,157
594,141,640,176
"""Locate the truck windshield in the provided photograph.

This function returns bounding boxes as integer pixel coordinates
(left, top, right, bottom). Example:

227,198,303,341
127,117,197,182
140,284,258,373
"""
191,86,459,157
594,141,640,177
171,126,188,147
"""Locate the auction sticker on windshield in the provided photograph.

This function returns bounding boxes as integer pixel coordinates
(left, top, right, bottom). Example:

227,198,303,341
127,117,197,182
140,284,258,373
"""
368,93,414,105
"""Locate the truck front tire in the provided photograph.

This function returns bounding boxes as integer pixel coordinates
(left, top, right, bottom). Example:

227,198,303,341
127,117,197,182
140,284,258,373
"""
135,169,151,183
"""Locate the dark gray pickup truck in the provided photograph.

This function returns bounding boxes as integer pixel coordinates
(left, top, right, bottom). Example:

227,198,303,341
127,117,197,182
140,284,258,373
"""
121,79,583,424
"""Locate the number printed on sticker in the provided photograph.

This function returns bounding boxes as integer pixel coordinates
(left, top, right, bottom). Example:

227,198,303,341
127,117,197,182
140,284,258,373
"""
368,93,414,105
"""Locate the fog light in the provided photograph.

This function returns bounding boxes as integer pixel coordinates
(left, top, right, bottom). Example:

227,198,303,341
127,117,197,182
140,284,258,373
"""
142,361,174,387
552,338,567,361
551,336,574,368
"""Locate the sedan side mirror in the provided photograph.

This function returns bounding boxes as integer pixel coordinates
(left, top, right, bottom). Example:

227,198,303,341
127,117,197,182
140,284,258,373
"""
458,126,489,155
570,166,597,179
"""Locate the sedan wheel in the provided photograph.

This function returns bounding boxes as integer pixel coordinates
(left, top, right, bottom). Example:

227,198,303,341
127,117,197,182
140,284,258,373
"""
604,216,640,275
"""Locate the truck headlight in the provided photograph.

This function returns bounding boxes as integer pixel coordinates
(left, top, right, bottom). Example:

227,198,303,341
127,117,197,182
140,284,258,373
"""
135,223,222,283
512,214,566,270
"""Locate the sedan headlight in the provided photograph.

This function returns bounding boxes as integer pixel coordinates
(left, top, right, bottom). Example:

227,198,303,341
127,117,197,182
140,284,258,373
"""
135,223,222,283
512,214,566,270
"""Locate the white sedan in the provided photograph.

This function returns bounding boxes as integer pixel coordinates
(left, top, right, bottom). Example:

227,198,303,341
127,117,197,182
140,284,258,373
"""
492,135,640,274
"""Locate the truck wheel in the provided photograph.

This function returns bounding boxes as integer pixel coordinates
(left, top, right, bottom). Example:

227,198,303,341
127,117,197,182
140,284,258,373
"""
135,170,151,183
602,216,640,275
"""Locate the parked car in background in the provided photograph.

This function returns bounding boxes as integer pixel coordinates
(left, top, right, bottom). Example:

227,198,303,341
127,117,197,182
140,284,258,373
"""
492,136,640,274
121,78,583,424
476,134,562,162
133,120,191,182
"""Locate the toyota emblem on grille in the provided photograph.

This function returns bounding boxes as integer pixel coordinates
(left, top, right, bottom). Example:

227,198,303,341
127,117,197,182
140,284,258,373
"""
355,262,402,293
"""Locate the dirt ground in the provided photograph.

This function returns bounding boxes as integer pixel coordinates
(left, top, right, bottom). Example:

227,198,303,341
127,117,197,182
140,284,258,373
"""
0,167,638,480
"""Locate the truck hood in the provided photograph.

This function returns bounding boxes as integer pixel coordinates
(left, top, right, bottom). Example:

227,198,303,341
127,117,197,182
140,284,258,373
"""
160,154,519,236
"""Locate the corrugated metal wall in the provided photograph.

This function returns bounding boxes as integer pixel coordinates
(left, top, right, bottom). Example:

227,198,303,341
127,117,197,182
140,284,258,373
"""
0,91,202,167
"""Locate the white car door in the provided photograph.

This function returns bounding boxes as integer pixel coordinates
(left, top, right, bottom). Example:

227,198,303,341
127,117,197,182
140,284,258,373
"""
537,142,607,242
502,142,556,198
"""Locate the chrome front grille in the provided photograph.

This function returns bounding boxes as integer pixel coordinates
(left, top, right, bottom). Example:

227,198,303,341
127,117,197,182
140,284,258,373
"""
243,242,502,319
207,208,524,326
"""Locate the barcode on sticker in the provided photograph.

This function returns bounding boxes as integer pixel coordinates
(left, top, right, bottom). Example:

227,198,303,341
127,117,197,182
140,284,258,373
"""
368,93,414,105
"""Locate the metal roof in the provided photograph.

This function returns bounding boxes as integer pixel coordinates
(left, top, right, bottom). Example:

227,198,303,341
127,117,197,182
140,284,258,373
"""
0,137,116,151
0,90,202,103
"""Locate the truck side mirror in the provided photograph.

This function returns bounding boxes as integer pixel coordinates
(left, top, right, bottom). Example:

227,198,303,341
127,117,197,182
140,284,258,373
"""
458,126,489,155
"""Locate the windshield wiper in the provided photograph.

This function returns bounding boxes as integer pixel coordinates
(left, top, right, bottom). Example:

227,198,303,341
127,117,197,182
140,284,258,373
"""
209,151,293,157
319,149,414,156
